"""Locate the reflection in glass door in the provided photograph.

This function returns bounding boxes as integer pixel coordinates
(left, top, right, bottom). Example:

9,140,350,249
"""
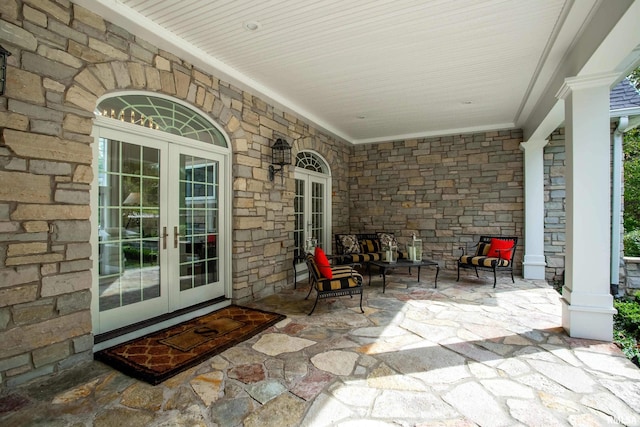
97,138,161,312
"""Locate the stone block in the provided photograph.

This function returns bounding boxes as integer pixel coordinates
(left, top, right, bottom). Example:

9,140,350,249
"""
6,67,44,104
33,341,71,368
42,270,91,297
13,298,55,325
0,170,50,203
0,354,30,372
0,284,38,307
73,4,106,31
72,334,93,353
11,204,90,221
0,310,91,359
53,219,91,241
7,242,47,257
144,66,161,90
54,189,89,205
0,266,39,288
66,84,98,112
38,44,84,69
88,38,128,61
65,243,91,260
0,111,29,131
9,99,63,122
30,160,71,177
31,119,61,136
3,130,92,164
155,55,171,71
128,62,146,88
59,259,92,273
22,52,77,81
57,289,91,314
0,20,37,51
160,70,176,94
6,253,64,266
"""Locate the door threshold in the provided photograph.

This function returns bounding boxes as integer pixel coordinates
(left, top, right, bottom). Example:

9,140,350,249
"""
93,297,231,352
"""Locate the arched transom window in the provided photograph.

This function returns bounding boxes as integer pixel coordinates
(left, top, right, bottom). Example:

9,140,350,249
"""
296,151,327,173
96,94,227,147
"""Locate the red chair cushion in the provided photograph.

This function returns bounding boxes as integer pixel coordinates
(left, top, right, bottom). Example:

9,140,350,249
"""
487,238,514,261
314,247,333,279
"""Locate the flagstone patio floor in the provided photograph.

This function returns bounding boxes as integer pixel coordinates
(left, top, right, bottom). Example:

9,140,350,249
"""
2,269,640,426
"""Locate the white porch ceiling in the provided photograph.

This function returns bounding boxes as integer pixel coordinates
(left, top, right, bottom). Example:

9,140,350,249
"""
78,0,633,144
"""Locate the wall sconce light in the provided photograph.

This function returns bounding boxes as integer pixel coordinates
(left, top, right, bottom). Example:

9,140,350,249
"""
268,138,292,182
0,45,11,96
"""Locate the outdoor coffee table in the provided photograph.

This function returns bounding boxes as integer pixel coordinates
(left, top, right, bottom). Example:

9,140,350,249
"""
368,259,439,293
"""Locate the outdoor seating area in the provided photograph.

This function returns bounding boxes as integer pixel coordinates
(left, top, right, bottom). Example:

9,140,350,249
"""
3,272,638,426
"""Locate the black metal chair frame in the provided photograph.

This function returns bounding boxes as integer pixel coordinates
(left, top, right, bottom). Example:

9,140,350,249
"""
457,236,518,288
304,254,364,315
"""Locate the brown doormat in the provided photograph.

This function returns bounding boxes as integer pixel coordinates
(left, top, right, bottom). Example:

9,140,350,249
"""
94,305,286,385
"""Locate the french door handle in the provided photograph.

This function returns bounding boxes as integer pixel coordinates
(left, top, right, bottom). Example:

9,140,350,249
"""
162,226,168,250
174,226,179,249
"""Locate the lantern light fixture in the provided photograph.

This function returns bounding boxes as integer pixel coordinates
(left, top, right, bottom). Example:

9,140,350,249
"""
0,45,12,96
268,138,292,182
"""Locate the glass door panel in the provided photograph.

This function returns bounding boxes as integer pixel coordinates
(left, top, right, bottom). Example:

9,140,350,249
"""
170,147,224,310
311,180,325,249
178,155,219,291
294,178,305,261
97,138,161,313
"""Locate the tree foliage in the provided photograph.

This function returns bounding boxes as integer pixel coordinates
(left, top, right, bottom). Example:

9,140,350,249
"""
630,68,640,91
624,127,640,233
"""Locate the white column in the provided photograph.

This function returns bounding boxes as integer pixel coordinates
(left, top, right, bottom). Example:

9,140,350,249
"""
556,73,617,341
520,139,548,280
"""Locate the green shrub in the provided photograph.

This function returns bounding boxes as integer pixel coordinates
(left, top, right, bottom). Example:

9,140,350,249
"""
613,297,640,367
623,229,640,257
615,299,640,338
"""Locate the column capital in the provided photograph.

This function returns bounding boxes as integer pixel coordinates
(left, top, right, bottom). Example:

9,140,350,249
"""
556,72,619,100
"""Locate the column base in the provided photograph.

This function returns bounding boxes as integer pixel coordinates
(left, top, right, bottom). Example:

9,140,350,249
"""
522,255,546,280
561,297,616,341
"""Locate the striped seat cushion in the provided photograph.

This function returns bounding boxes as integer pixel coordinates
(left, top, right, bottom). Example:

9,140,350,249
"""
459,255,510,268
317,269,363,292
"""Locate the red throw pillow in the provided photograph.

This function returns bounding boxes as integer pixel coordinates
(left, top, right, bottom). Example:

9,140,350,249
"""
314,247,333,279
487,238,514,261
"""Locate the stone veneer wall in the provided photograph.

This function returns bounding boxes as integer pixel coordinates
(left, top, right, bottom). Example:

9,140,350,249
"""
544,126,627,293
349,130,524,272
0,0,351,389
543,129,566,284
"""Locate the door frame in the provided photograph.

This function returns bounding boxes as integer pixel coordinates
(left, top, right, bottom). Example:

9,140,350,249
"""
294,151,332,280
90,92,232,343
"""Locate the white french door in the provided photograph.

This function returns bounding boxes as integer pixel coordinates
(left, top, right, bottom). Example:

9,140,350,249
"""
294,169,331,259
94,126,226,334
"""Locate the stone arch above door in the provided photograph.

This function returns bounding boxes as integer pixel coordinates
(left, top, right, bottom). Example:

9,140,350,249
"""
64,60,245,142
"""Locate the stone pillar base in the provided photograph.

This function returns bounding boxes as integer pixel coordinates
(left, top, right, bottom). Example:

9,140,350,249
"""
561,297,615,341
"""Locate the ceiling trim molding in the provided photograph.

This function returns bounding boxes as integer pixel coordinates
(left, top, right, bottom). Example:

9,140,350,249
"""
351,122,517,145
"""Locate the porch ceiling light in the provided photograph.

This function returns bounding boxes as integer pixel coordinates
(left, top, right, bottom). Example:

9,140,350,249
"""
268,138,292,183
0,45,12,96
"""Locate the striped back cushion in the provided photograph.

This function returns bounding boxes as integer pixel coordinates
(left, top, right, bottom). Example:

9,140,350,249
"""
475,242,491,256
359,238,380,253
306,254,321,279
